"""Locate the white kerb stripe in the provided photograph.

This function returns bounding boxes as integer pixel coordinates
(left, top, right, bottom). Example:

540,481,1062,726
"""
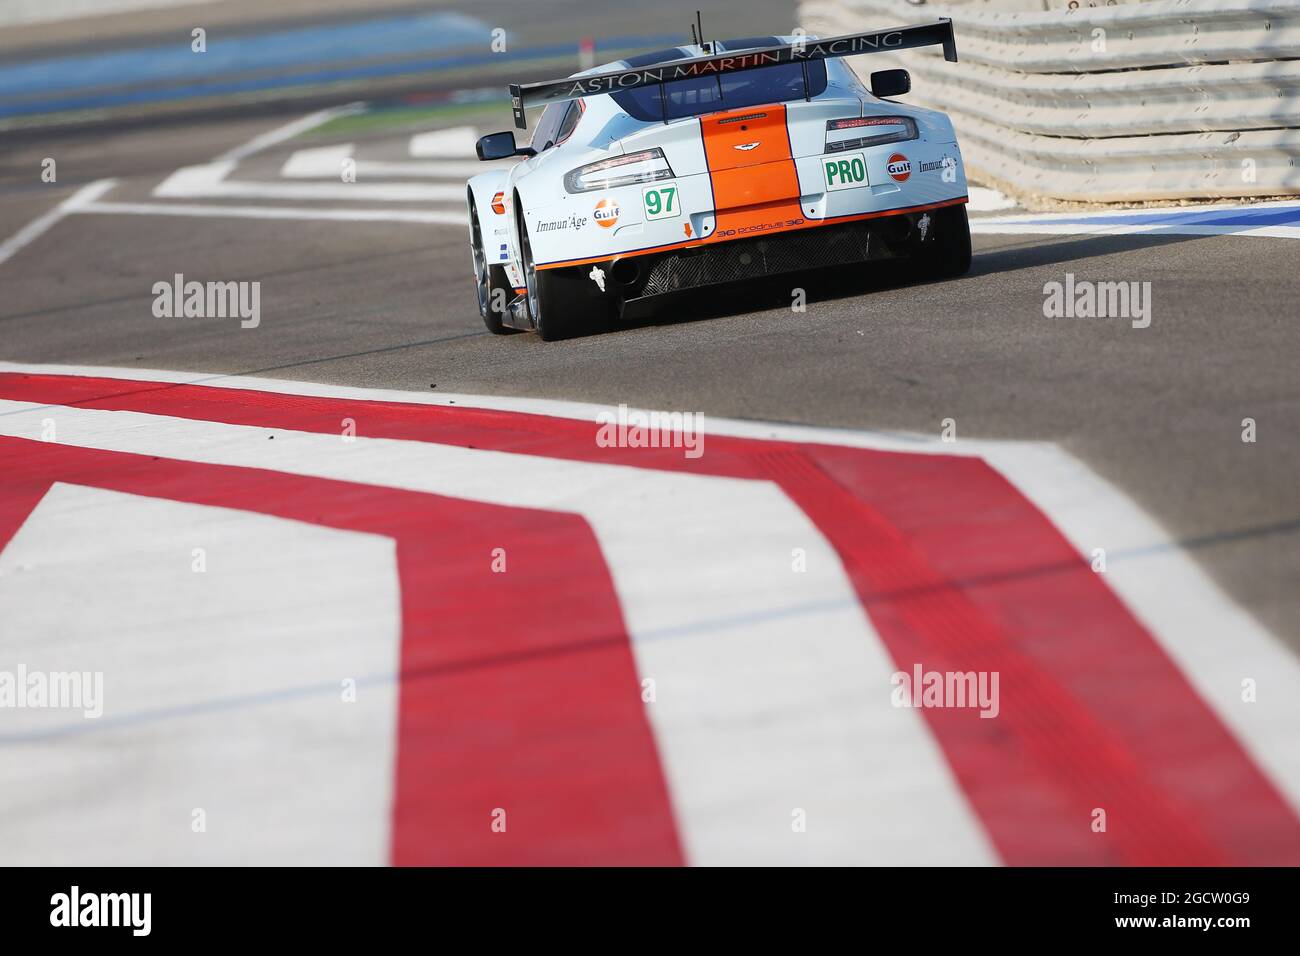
0,400,995,865
4,362,1298,819
0,483,400,865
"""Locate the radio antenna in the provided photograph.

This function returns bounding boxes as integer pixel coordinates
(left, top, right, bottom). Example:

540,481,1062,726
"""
690,22,698,47
696,10,706,52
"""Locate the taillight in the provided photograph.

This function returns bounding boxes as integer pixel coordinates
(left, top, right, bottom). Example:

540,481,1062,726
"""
564,148,675,194
490,191,506,215
825,116,918,152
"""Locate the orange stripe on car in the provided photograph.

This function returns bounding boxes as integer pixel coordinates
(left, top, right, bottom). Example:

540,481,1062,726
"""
699,104,805,236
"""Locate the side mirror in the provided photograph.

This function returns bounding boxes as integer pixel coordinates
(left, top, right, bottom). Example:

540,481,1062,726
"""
870,69,911,99
476,131,534,161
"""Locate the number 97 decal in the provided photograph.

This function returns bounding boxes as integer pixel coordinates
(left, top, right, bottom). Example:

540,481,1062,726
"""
642,184,680,220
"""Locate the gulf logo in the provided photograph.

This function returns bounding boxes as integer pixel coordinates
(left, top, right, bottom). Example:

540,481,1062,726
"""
887,153,912,183
594,199,620,229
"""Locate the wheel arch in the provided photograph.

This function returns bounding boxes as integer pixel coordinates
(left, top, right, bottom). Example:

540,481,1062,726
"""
467,169,514,271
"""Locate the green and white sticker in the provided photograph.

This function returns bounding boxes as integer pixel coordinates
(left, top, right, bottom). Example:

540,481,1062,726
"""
642,183,680,220
822,152,869,191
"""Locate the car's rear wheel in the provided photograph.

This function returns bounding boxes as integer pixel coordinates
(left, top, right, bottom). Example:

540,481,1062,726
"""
470,203,516,334
915,203,972,280
519,209,611,341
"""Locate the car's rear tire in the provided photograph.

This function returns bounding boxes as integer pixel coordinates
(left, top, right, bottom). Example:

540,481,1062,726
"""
470,203,517,335
915,203,972,280
519,210,611,341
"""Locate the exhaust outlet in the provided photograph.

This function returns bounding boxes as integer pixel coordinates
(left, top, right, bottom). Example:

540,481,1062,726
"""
611,258,640,285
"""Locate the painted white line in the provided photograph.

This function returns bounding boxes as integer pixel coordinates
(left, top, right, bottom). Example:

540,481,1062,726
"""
279,143,356,178
2,0,204,27
155,161,466,202
0,397,996,866
76,200,464,225
3,362,1297,825
0,483,400,865
350,158,492,178
972,200,1300,239
215,103,364,164
409,126,479,158
982,199,1300,223
281,144,497,180
971,221,1300,241
0,179,116,267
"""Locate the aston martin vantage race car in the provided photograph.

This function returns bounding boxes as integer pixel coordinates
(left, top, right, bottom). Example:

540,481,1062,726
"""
467,19,971,340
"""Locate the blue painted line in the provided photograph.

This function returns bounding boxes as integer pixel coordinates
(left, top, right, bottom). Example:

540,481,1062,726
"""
0,671,396,745
0,523,1202,747
0,12,488,101
1013,204,1300,230
0,19,684,120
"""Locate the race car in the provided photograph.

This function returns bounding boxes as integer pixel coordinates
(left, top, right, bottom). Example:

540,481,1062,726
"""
467,19,971,340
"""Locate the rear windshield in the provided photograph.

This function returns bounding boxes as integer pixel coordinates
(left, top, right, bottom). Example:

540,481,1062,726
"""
611,60,827,122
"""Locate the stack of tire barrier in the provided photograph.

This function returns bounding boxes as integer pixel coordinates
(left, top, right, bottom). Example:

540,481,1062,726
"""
800,0,1300,202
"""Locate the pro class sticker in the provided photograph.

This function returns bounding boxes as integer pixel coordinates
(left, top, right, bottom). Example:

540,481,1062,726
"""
886,153,912,183
823,152,869,191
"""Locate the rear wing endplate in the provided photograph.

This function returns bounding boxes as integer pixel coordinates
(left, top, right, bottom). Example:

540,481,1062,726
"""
507,19,957,129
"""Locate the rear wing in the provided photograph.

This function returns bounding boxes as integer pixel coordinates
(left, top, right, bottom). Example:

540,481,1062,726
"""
507,19,957,129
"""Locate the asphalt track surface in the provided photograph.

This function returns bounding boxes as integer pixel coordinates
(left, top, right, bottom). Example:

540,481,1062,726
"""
4,113,1298,642
2,0,1299,865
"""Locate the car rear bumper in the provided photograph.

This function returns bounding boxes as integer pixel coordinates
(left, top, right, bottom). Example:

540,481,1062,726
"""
624,211,925,302
541,201,964,314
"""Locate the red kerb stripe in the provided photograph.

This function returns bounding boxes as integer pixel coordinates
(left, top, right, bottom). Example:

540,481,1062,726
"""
4,371,1298,864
